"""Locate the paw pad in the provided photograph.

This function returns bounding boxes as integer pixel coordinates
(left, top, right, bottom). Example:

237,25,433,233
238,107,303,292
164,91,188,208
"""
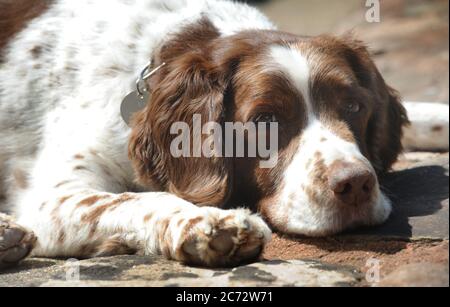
0,220,37,269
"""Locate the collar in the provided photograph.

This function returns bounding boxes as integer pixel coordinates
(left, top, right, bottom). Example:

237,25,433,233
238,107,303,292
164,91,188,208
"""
136,61,166,97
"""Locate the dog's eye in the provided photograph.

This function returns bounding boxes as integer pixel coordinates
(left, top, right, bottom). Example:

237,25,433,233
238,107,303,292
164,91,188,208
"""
254,113,278,124
346,102,361,114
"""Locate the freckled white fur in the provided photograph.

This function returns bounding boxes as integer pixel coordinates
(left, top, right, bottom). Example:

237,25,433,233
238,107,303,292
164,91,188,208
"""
0,0,273,264
403,102,449,151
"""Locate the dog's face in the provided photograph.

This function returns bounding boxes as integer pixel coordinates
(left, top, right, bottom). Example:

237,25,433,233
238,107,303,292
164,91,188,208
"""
129,20,409,236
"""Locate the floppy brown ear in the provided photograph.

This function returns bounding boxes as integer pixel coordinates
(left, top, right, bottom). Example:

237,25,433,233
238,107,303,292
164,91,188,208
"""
369,85,409,173
128,47,232,207
340,35,410,173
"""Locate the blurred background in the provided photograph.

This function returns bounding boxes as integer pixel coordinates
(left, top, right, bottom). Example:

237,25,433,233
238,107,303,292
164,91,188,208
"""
243,0,449,104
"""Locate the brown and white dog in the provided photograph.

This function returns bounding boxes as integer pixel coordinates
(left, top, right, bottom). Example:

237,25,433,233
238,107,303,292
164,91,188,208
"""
0,0,448,268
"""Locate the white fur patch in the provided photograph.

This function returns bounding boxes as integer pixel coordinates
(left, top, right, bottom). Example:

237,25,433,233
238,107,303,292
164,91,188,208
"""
403,102,449,151
269,45,313,115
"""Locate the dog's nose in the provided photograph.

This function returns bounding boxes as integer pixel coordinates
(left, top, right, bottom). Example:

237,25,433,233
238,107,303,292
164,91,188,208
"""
328,162,376,206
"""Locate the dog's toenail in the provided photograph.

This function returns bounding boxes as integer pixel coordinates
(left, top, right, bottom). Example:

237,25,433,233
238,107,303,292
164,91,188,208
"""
203,225,213,236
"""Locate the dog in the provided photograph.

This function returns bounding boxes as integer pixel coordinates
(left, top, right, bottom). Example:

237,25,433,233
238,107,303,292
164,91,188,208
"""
0,0,448,268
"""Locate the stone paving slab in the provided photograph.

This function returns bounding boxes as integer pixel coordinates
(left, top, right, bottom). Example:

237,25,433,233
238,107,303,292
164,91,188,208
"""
0,256,360,287
378,263,449,287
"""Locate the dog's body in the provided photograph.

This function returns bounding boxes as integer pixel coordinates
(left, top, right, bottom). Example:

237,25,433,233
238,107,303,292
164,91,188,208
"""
0,0,448,268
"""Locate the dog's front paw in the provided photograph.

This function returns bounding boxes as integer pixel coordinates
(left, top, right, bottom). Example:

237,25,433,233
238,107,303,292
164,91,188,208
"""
176,208,272,267
0,215,37,269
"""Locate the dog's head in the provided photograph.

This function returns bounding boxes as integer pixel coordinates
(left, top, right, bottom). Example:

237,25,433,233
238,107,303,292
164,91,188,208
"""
129,19,409,236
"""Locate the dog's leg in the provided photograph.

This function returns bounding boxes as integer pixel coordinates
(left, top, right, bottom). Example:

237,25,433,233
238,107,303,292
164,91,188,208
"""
19,191,270,267
15,151,271,267
403,102,449,151
0,213,37,269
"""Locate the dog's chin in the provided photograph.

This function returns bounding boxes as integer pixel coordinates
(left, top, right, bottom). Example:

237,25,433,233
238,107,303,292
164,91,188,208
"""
368,191,393,226
270,191,393,238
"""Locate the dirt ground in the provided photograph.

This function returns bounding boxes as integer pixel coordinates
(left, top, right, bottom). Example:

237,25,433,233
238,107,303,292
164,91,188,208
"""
264,236,448,279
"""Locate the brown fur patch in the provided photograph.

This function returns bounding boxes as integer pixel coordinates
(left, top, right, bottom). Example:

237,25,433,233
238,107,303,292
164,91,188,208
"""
143,213,154,223
179,216,204,244
89,149,100,157
99,193,136,209
77,195,110,207
305,152,330,205
81,194,136,235
82,204,116,224
74,166,88,171
157,219,172,258
57,230,66,244
77,244,97,258
54,180,72,188
0,0,52,57
30,45,43,58
218,215,236,227
173,216,205,261
58,195,74,206
325,120,356,143
94,238,136,257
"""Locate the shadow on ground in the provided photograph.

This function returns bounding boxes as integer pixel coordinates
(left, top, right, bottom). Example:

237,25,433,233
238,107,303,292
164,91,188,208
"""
373,164,449,238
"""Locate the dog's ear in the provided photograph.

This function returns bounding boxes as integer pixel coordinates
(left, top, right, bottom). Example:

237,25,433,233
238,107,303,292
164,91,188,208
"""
129,36,233,207
369,85,409,172
340,35,410,173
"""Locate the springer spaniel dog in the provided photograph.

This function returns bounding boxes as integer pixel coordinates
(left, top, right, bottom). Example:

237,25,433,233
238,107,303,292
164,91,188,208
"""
0,0,448,268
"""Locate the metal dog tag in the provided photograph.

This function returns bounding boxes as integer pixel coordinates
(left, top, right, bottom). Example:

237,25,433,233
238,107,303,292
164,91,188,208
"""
120,91,149,127
120,61,165,126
